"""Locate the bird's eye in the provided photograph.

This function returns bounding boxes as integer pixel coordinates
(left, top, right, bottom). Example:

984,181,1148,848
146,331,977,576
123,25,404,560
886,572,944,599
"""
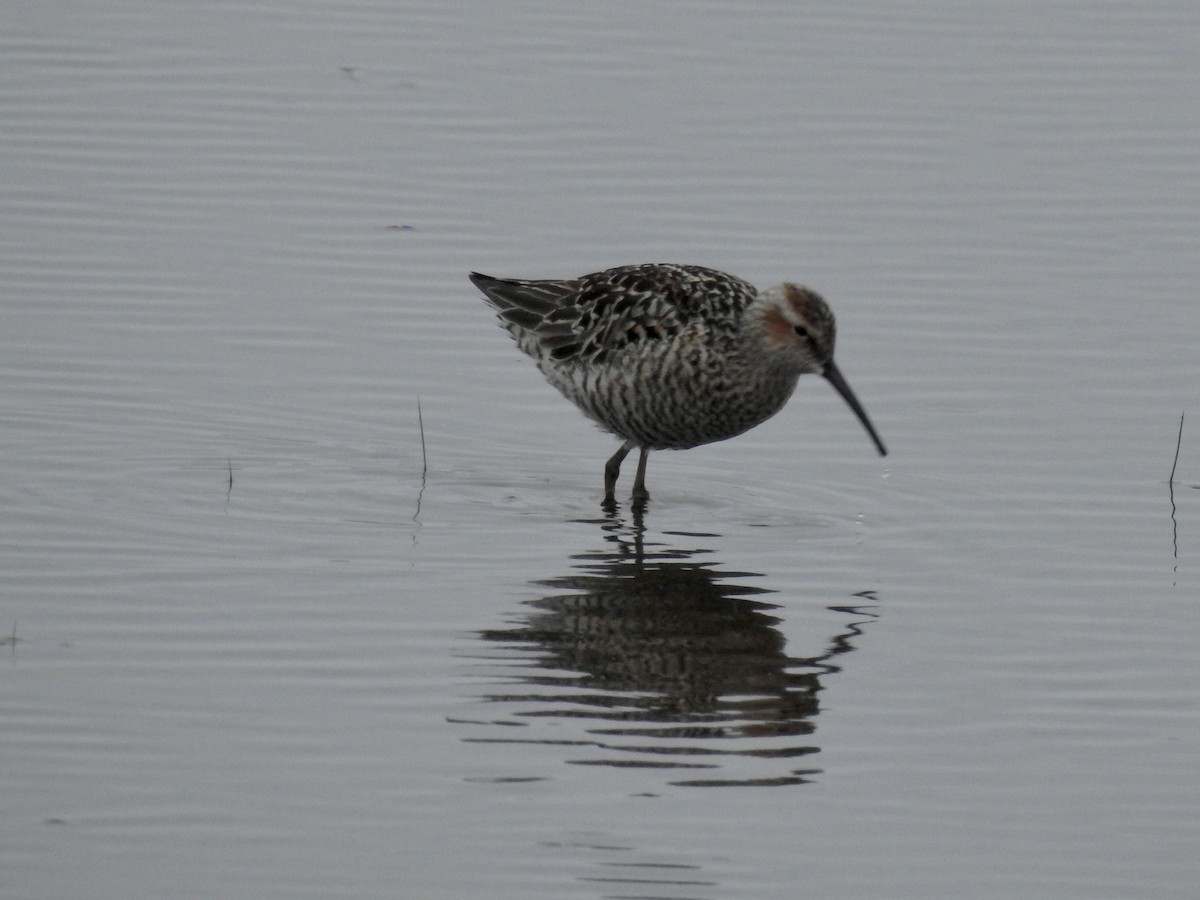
792,324,809,338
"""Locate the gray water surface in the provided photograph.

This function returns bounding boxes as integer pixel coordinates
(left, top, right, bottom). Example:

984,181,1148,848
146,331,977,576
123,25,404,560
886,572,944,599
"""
3,2,1199,898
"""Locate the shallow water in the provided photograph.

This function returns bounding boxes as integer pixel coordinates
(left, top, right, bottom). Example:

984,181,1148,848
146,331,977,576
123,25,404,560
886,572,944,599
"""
3,1,1199,898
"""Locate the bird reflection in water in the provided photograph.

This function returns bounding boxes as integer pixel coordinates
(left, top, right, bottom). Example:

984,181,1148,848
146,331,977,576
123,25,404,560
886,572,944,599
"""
459,513,878,788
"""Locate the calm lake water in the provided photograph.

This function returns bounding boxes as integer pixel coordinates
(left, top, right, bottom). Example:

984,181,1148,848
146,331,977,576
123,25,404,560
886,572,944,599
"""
3,1,1199,898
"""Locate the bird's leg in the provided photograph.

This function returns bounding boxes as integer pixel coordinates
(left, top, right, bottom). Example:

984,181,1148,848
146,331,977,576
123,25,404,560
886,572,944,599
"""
631,447,651,504
604,441,634,506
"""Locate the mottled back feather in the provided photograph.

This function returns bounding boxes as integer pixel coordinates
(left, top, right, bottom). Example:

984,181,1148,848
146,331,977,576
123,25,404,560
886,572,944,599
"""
471,264,758,365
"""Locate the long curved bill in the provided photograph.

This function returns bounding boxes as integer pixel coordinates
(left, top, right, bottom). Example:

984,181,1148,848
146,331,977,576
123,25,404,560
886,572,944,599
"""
823,360,888,457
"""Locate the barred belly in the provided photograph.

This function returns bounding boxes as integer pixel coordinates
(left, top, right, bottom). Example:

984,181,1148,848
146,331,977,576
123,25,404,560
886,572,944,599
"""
544,355,800,450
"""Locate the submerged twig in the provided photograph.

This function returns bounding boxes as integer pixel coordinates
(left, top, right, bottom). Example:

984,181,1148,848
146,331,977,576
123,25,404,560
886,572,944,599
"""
1170,412,1184,487
417,397,428,480
413,398,428,528
1170,412,1184,566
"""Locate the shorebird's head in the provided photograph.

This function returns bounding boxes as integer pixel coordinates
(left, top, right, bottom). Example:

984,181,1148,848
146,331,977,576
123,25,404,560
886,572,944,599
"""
761,283,837,374
761,283,888,457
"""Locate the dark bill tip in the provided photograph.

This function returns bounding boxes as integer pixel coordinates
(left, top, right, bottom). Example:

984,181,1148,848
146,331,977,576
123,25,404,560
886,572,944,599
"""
822,360,888,457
